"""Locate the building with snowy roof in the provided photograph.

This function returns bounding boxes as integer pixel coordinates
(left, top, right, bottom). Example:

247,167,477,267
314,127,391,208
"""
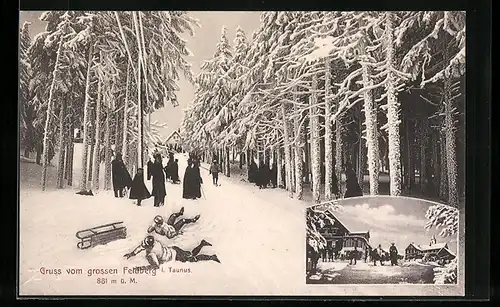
312,203,372,260
164,128,183,152
404,235,456,262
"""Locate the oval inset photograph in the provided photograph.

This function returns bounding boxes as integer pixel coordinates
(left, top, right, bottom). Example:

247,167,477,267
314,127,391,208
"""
306,196,461,285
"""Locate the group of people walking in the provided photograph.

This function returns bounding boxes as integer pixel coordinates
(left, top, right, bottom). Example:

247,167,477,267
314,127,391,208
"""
110,150,205,206
247,159,278,189
246,157,363,199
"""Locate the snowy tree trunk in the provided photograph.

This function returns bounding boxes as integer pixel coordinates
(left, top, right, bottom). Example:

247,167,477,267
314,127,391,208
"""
277,147,283,187
309,74,321,204
78,44,95,192
104,104,112,190
293,99,304,200
225,146,231,177
41,37,65,191
115,103,123,156
64,120,71,180
361,62,380,195
324,58,334,200
133,12,144,169
384,12,402,196
56,96,67,189
444,75,459,208
122,62,130,162
246,149,251,168
358,116,365,189
281,102,293,197
91,74,103,191
335,106,343,195
439,133,448,200
420,118,429,193
66,133,74,186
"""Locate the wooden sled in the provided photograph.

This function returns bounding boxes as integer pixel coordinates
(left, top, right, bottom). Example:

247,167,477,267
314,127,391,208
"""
76,222,127,249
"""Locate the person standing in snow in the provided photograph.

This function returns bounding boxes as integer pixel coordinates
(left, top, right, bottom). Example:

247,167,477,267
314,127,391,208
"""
124,236,220,269
373,244,385,266
349,246,358,265
169,159,180,184
148,207,200,239
270,160,278,188
129,168,151,206
150,154,167,207
209,160,220,186
248,160,258,183
344,164,363,198
389,243,399,266
111,153,132,198
182,159,202,199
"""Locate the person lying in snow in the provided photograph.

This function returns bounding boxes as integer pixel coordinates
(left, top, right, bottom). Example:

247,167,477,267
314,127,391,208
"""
147,207,200,239
123,235,220,270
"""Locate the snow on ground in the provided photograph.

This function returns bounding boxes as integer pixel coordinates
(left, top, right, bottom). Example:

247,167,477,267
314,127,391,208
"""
19,147,463,296
20,150,311,296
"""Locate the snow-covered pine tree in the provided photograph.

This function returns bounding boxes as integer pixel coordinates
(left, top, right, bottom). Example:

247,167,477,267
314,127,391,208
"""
91,53,103,191
20,21,34,157
41,18,69,191
309,73,321,204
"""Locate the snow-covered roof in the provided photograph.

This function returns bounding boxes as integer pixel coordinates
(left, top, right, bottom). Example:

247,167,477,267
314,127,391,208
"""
440,247,456,258
324,208,369,234
406,243,423,251
420,243,447,251
165,130,182,143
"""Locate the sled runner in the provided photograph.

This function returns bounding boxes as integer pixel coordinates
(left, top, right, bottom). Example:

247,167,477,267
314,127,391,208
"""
76,222,127,249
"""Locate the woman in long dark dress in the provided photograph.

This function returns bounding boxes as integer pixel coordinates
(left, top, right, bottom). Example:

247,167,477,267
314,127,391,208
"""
248,160,258,183
129,168,151,206
150,154,167,207
344,165,363,198
192,159,203,198
183,160,196,199
111,153,132,198
169,159,180,183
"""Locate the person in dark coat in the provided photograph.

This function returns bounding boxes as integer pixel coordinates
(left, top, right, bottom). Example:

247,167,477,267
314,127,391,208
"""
129,168,151,206
150,154,167,207
170,159,180,183
183,160,203,199
165,152,175,181
281,163,286,189
193,160,203,198
344,165,363,198
248,160,258,183
270,160,278,188
111,153,132,198
389,243,399,266
257,160,269,189
146,158,153,181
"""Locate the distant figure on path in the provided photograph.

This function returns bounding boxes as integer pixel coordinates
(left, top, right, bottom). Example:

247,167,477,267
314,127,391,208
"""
111,153,132,198
129,168,151,206
270,160,278,188
209,160,220,186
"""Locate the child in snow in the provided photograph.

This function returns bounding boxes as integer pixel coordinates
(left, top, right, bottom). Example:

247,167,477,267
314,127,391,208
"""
129,168,151,206
123,235,220,270
148,207,200,239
